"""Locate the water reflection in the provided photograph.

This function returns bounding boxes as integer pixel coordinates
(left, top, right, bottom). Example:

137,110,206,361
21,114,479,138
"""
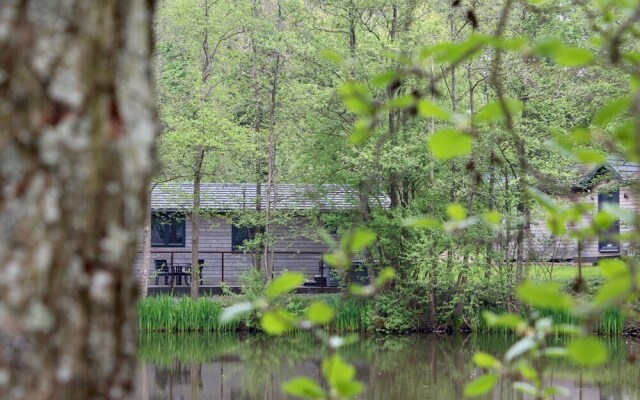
137,333,640,400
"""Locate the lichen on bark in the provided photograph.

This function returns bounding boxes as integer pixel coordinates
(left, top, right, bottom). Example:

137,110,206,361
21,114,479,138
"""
0,1,158,399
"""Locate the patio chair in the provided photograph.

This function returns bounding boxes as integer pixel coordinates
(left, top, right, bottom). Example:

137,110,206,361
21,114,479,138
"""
154,259,170,285
184,259,205,286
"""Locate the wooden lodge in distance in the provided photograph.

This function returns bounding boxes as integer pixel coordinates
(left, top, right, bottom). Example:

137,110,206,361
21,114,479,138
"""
134,183,382,292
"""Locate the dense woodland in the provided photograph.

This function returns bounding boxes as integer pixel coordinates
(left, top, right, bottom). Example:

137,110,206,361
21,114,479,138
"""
0,0,638,399
152,0,633,326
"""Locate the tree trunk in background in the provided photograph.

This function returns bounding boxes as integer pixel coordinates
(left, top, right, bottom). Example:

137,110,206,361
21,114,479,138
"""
254,180,263,270
0,1,157,399
191,147,205,299
263,52,280,281
140,189,153,297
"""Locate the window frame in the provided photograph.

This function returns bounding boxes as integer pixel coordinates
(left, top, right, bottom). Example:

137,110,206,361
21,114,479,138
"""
231,224,257,251
151,211,186,248
597,191,620,253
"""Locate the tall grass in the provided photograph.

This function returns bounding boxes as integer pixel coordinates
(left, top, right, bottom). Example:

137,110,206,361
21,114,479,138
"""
330,298,370,332
478,306,625,335
138,296,239,332
138,295,371,333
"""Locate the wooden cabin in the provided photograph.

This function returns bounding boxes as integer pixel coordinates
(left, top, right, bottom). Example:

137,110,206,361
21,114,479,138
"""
134,183,379,290
524,161,639,264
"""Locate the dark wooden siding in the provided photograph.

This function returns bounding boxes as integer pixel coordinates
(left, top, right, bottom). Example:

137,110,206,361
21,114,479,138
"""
134,216,329,285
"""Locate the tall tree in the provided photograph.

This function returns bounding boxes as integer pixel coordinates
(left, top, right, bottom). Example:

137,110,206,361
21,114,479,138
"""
0,1,157,399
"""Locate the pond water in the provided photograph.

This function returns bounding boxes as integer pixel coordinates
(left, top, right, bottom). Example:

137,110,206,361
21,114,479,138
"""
137,333,640,400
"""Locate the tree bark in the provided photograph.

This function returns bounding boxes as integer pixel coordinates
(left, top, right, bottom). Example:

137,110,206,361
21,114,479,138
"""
263,51,280,281
191,147,205,299
0,1,157,399
139,188,153,297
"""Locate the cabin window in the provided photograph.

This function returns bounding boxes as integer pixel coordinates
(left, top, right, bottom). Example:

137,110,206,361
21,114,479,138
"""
598,191,620,253
231,225,256,250
151,212,186,247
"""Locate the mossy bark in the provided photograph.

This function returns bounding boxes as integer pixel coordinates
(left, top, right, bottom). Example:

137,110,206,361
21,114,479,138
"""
0,1,157,398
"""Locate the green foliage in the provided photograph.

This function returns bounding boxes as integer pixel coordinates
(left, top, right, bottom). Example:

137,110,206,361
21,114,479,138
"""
464,374,498,397
266,273,306,299
283,377,326,400
321,354,363,398
307,302,335,325
566,336,608,366
516,281,574,311
428,128,472,160
153,0,640,397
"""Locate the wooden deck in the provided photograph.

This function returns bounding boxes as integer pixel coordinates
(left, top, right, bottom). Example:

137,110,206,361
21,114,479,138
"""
147,285,342,296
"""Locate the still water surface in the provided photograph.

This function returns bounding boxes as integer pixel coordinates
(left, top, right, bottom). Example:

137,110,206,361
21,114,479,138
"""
137,333,640,400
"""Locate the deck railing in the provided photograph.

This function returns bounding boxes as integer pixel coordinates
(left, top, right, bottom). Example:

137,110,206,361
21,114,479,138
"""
137,250,327,288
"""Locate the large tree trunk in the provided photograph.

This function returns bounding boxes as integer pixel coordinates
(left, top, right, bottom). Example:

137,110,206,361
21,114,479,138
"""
0,1,157,399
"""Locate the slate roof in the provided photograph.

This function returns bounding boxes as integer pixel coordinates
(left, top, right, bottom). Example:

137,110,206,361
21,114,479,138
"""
574,160,640,189
151,183,389,211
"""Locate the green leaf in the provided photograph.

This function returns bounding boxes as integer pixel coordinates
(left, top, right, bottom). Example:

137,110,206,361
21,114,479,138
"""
428,128,472,160
434,34,488,64
592,211,616,231
266,273,305,299
505,337,535,362
533,37,563,57
343,97,374,115
307,302,335,325
553,47,593,67
593,96,631,126
340,82,373,115
598,259,628,279
334,380,364,397
602,203,635,224
516,281,573,311
576,149,606,164
488,36,527,51
517,363,538,381
464,374,498,397
472,352,502,370
533,38,594,66
322,354,356,387
386,94,415,110
475,99,522,124
417,99,451,120
349,118,373,145
323,251,350,269
554,324,581,335
402,216,441,229
446,203,467,221
261,309,297,335
375,267,395,287
544,347,568,358
482,311,523,330
282,377,325,399
345,228,377,253
571,128,592,144
513,382,537,395
219,302,253,324
319,50,344,66
594,277,631,306
371,70,398,88
484,211,502,225
544,386,570,396
566,337,608,366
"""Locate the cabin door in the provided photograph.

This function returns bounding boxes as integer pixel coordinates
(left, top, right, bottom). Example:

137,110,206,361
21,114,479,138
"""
598,191,620,253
